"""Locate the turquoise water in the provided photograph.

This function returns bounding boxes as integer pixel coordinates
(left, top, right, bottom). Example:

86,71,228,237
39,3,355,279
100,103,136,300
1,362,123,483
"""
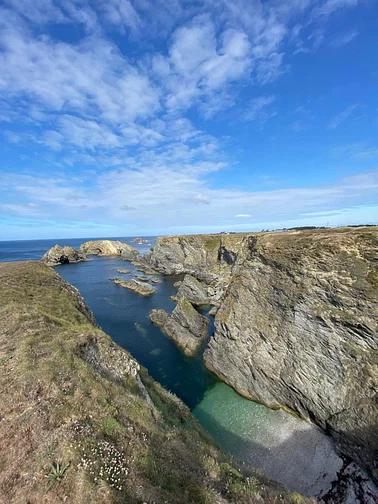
0,238,343,496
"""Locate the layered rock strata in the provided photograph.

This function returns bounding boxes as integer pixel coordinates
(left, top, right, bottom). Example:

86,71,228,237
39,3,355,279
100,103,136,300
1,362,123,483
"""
150,296,209,356
146,227,378,478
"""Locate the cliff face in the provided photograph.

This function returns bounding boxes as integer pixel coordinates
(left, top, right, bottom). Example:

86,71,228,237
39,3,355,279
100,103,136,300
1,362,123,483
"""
0,261,299,504
147,228,378,477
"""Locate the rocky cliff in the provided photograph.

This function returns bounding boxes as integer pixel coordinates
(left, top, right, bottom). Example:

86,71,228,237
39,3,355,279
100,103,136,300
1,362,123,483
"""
0,261,302,504
146,228,378,479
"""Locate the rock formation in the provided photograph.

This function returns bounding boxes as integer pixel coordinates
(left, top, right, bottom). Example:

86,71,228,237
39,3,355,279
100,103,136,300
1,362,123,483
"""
117,268,131,274
150,297,209,356
79,240,138,260
41,244,87,266
146,227,378,480
175,274,220,306
111,277,156,296
0,260,300,503
135,275,150,282
150,277,162,284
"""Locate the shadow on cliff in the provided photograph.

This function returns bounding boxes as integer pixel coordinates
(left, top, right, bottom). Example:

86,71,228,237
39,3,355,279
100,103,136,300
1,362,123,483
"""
193,407,345,498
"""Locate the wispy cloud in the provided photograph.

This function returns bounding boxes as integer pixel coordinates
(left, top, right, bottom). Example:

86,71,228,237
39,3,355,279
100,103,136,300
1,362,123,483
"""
330,30,358,47
0,0,371,238
242,95,276,123
328,103,359,129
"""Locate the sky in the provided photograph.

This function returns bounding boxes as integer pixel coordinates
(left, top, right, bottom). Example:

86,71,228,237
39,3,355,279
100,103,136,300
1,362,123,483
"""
0,0,378,240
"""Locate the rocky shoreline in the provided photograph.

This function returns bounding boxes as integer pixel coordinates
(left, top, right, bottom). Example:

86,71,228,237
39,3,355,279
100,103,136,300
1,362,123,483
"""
38,227,378,502
142,227,378,500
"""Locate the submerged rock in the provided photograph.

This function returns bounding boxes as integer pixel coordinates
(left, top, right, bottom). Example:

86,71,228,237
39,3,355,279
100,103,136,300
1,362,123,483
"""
80,240,138,260
111,277,156,296
149,297,209,356
41,244,86,266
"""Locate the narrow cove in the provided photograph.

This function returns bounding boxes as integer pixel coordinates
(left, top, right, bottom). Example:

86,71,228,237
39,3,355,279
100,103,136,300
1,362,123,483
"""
56,254,343,498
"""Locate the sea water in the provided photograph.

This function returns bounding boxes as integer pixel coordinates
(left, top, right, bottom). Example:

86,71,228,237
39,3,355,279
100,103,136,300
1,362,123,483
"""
0,237,343,496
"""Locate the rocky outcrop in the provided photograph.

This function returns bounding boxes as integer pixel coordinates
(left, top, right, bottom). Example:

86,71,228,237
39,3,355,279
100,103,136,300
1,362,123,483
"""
117,268,131,274
135,275,150,282
175,274,221,306
41,244,87,266
147,227,378,480
150,297,209,356
79,240,138,260
0,260,300,504
111,277,156,296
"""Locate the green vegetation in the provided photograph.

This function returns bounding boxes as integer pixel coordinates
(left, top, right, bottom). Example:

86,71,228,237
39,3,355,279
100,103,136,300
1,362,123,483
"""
0,261,313,503
45,461,71,490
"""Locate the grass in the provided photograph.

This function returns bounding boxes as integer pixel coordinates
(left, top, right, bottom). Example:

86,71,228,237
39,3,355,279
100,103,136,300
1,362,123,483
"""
0,261,314,504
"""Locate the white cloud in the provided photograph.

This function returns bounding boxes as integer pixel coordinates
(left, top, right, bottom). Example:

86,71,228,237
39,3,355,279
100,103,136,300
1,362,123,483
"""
243,95,276,122
330,30,358,47
236,214,252,218
328,104,359,129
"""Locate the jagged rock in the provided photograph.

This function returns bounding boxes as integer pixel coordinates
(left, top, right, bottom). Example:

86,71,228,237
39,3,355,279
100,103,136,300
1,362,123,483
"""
137,266,157,274
203,228,378,476
176,274,221,306
1,260,297,503
208,306,218,317
150,277,162,284
135,275,150,282
150,297,209,356
80,240,138,260
147,226,378,485
41,244,86,266
173,280,182,288
117,268,131,274
111,277,155,296
321,462,378,504
131,237,148,243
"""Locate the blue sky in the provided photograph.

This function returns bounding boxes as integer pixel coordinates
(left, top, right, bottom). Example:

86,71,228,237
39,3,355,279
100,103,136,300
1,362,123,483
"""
1,0,378,240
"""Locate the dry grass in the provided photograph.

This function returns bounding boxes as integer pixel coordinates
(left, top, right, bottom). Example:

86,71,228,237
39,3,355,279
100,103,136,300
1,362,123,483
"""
0,261,314,504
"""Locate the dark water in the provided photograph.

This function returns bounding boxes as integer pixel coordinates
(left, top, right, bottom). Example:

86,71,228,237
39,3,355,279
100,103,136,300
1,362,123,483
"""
55,256,217,409
0,237,344,496
0,236,216,409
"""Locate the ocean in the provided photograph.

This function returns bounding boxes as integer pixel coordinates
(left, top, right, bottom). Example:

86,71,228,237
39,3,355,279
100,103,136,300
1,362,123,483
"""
0,236,344,496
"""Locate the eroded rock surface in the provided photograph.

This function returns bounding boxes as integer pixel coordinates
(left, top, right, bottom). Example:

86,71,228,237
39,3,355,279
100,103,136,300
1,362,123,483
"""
0,261,299,504
41,244,86,266
111,277,156,296
147,227,378,481
80,240,138,260
150,297,209,356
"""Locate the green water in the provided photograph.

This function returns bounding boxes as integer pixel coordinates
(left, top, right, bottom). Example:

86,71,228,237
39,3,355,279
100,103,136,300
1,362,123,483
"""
1,237,343,498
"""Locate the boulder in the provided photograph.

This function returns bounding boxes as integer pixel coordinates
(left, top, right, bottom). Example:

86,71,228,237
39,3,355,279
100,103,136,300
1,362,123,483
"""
41,245,86,266
150,297,209,356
